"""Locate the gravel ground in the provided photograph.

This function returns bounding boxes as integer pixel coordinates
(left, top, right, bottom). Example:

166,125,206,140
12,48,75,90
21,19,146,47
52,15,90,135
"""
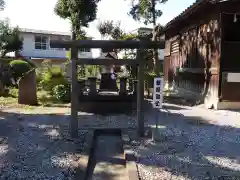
128,104,240,180
0,111,88,180
1,102,240,180
78,112,137,129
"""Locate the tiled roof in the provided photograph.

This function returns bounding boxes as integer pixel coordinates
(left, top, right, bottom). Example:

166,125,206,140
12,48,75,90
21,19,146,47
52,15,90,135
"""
165,0,209,29
165,0,234,29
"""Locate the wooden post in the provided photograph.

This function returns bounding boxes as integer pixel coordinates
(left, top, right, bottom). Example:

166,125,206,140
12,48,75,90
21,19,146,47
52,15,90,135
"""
137,47,145,137
71,46,78,138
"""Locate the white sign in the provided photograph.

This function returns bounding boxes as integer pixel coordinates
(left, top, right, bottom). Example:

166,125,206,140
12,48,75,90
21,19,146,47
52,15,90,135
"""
153,77,164,108
227,73,240,83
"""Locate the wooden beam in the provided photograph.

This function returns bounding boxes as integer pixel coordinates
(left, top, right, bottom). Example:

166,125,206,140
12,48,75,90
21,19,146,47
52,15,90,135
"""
50,39,165,49
71,47,79,138
76,58,137,65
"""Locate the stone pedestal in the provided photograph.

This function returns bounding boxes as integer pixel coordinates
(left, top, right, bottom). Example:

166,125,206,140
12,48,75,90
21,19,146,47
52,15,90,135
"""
88,77,97,95
119,77,127,95
18,69,37,105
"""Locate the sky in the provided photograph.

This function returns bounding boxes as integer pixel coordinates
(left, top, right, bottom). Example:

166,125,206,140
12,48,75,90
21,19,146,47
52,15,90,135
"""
0,0,195,39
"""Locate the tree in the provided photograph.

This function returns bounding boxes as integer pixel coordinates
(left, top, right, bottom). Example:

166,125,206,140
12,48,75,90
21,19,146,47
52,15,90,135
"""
127,0,167,75
54,0,100,40
98,20,125,40
97,20,141,78
97,20,126,53
0,0,5,11
0,20,23,58
0,0,23,57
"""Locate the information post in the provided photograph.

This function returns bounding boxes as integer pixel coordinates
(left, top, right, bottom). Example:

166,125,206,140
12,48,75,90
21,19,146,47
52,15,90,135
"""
152,77,164,141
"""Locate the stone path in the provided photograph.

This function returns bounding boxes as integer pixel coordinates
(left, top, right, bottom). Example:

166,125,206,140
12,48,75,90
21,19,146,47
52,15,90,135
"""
88,135,127,180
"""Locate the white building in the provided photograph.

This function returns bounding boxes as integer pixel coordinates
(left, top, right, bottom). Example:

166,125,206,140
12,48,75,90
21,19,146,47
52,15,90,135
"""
18,28,93,66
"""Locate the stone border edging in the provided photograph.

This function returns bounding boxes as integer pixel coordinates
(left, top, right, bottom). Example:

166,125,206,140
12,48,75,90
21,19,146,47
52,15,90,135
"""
74,130,94,180
121,131,140,180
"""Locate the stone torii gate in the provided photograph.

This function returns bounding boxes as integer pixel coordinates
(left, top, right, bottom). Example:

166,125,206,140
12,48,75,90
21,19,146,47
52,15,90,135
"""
50,39,165,138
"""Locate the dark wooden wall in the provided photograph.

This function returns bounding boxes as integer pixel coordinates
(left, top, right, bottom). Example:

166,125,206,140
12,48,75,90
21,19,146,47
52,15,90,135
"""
164,0,240,107
164,3,221,104
220,2,240,101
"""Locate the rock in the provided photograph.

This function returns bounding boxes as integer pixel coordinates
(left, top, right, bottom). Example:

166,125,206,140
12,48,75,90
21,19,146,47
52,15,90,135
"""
18,69,37,105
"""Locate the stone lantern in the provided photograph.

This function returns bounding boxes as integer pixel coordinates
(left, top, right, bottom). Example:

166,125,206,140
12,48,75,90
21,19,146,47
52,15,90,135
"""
99,52,118,91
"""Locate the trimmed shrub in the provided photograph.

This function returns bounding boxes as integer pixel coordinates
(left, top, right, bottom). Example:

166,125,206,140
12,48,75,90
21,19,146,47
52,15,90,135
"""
52,84,71,102
9,60,33,81
23,59,36,68
37,64,68,93
39,70,68,92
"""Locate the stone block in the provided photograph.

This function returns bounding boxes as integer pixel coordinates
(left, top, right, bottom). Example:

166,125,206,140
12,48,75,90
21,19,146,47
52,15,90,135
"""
18,69,37,105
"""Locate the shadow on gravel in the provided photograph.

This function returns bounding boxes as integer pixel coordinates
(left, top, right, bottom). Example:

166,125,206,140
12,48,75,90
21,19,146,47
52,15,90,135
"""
163,95,201,107
162,104,187,111
0,110,115,180
133,109,240,180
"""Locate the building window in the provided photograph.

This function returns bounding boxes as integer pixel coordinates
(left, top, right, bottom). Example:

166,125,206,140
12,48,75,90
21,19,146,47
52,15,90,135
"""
35,36,49,50
50,36,68,50
79,48,90,52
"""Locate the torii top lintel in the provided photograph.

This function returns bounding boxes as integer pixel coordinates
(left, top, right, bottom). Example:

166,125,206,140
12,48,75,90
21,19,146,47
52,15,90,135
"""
50,39,165,50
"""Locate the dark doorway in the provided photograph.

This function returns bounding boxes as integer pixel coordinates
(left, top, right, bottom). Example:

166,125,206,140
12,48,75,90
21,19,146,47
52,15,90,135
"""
222,13,240,41
220,12,240,101
221,13,240,71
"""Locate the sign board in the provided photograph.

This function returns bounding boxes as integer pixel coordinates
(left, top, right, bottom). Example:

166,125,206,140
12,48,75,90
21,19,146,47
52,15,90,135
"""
227,73,240,83
153,77,164,108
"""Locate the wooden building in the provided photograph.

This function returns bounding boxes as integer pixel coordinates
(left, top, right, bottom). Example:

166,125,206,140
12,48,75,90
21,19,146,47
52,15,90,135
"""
164,0,240,110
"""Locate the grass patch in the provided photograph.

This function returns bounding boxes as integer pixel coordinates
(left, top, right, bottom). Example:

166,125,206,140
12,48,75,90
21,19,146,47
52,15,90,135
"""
0,88,69,108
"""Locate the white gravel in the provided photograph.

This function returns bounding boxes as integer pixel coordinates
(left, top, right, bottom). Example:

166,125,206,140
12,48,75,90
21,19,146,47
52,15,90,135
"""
129,104,240,180
0,113,88,180
77,112,137,129
1,103,240,180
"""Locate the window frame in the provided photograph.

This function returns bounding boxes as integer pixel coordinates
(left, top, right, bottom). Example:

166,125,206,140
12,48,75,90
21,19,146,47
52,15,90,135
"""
34,35,49,50
79,48,91,52
49,36,68,51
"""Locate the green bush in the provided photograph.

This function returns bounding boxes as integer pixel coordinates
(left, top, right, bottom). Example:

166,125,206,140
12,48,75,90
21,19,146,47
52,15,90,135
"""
23,59,36,68
36,64,68,93
144,70,164,88
9,60,33,81
39,70,68,93
36,68,43,87
52,84,71,102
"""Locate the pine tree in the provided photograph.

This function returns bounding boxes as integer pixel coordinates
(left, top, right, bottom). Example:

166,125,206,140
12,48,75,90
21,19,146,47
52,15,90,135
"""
127,0,167,75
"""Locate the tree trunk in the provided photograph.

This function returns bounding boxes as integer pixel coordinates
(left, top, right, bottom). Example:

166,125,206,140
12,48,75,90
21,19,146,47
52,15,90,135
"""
152,27,160,75
151,0,160,76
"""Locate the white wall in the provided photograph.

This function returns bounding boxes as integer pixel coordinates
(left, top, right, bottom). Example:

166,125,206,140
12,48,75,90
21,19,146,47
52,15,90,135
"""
77,51,93,59
19,33,93,59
